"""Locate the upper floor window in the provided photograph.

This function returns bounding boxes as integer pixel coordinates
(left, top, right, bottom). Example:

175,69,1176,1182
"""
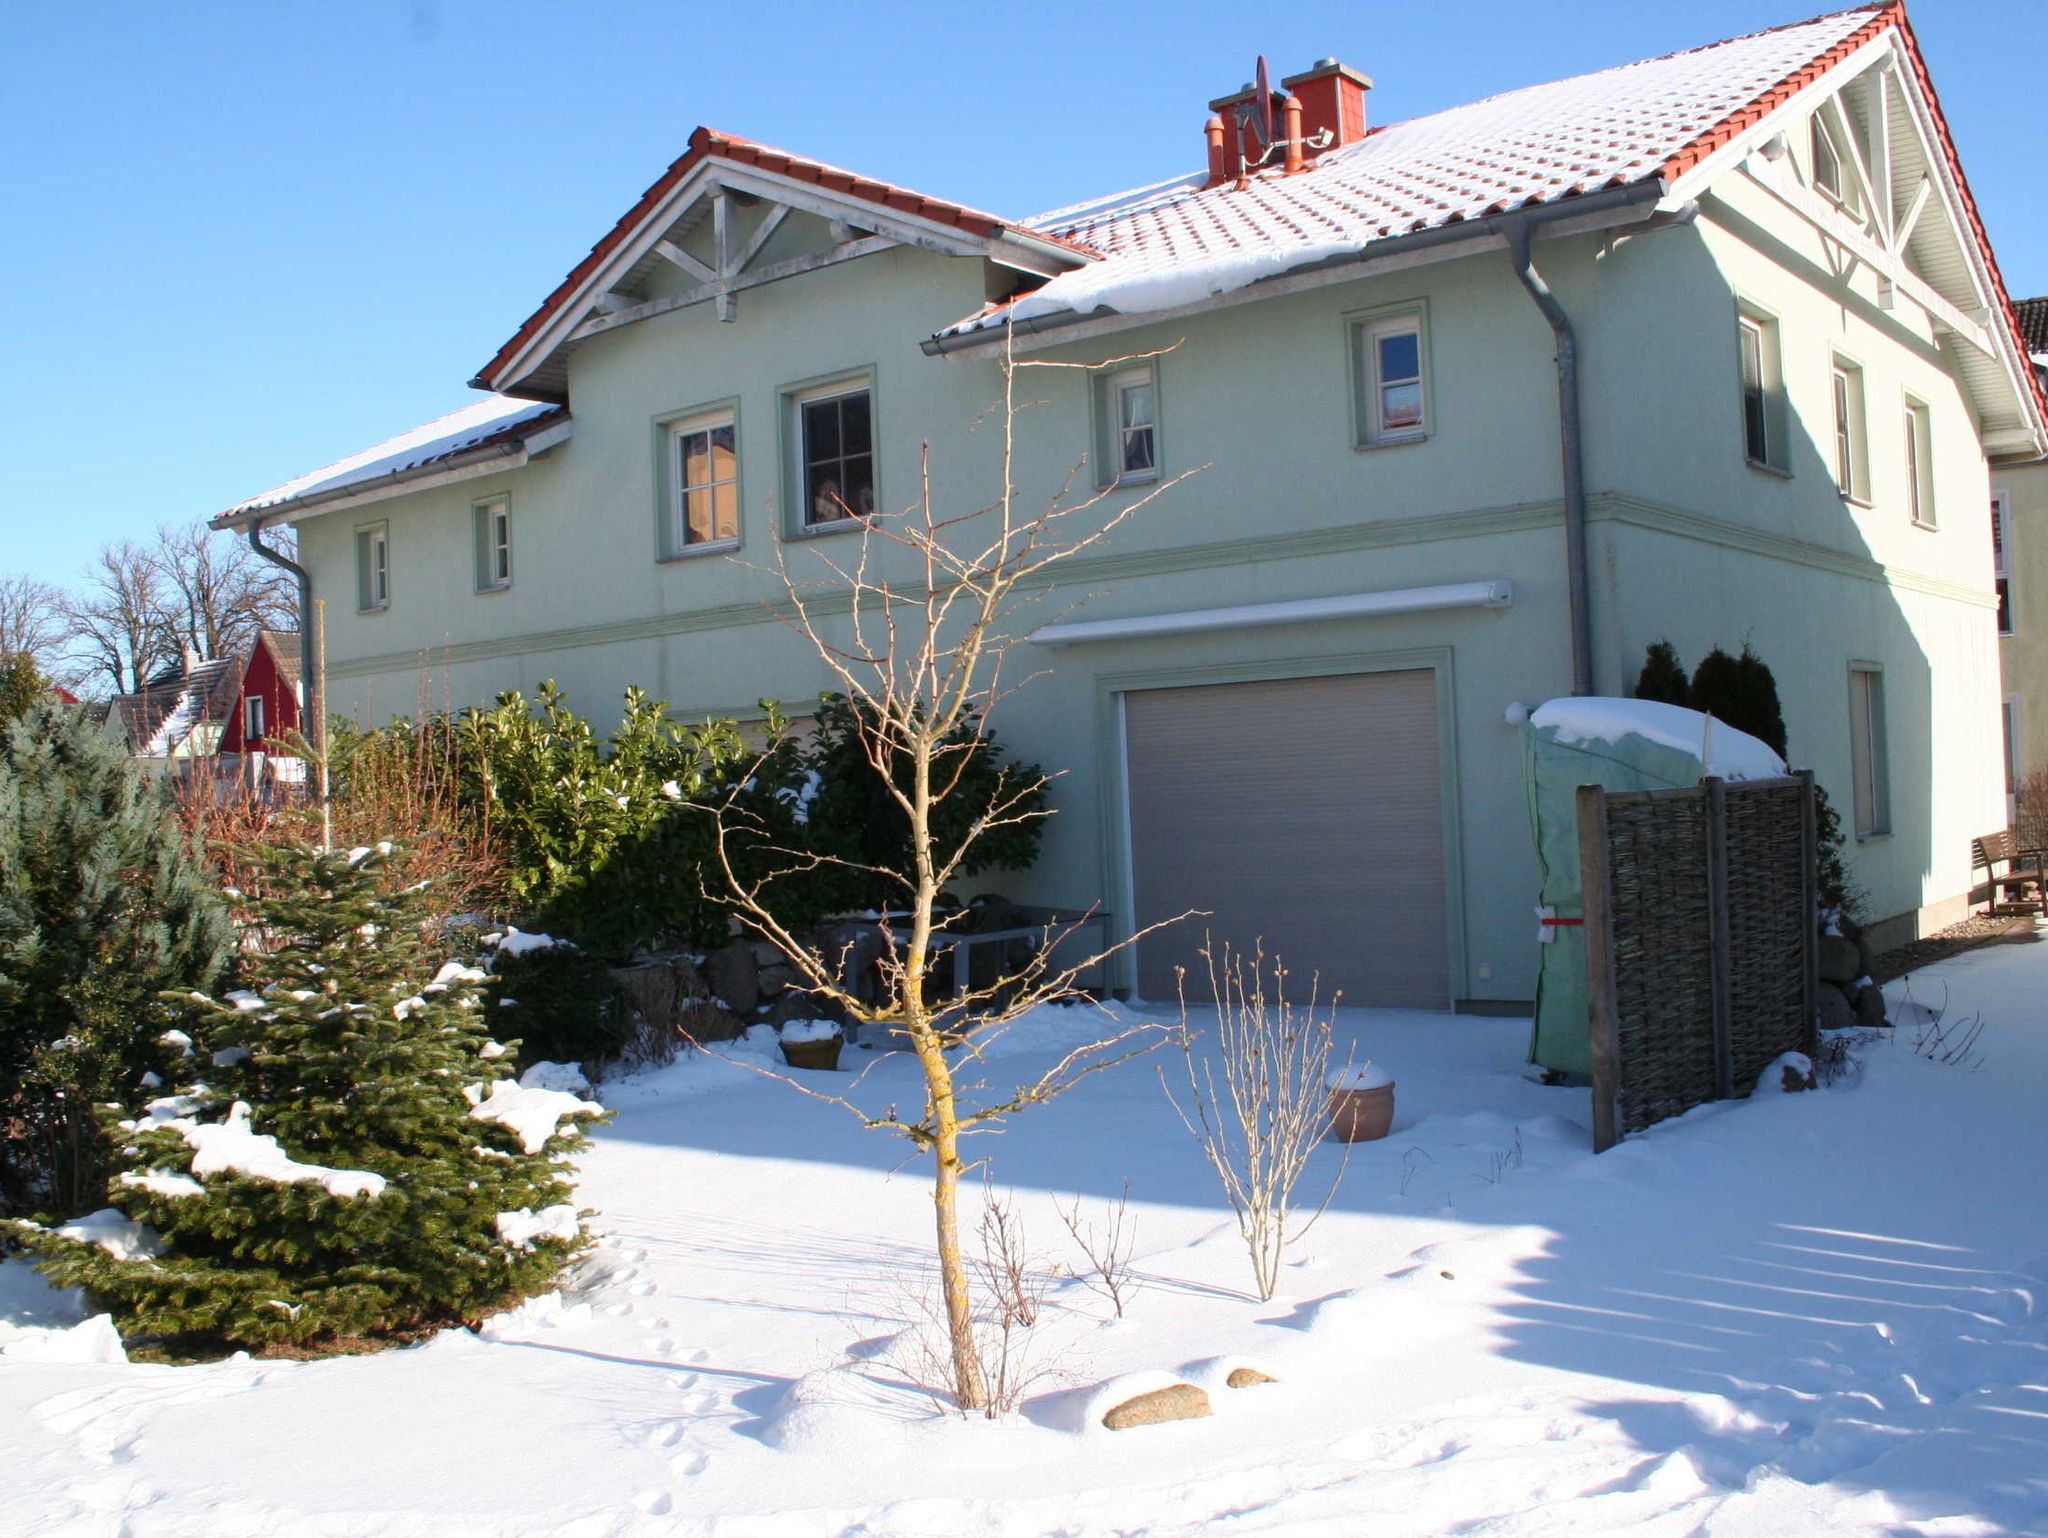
355,522,389,612
245,694,265,743
1829,357,1867,501
1903,398,1935,529
1993,490,2013,635
1353,308,1428,446
669,413,739,551
795,380,874,527
1737,307,1787,472
474,496,512,590
1093,362,1159,487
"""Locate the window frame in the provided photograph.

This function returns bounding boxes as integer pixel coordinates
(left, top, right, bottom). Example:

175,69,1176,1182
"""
1848,663,1891,840
1347,301,1431,449
1993,488,2014,635
244,693,265,743
1811,114,1849,209
354,521,390,613
656,400,743,560
1091,360,1161,488
1735,302,1789,475
1828,353,1869,503
2004,694,2022,800
1903,395,1935,530
472,494,512,592
781,368,879,538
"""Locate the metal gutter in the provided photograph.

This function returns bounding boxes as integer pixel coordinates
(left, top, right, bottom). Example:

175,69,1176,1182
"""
244,522,324,764
922,180,1667,357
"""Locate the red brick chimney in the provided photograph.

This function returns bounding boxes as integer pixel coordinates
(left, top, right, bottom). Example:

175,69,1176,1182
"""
1281,59,1372,159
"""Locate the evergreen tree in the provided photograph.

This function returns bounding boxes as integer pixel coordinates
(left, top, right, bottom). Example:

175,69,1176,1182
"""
0,652,48,725
9,843,599,1353
1633,640,1691,707
0,702,230,1216
1689,643,1788,757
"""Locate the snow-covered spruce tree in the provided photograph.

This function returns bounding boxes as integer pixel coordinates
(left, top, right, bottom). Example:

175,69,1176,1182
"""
10,842,600,1353
0,700,231,1217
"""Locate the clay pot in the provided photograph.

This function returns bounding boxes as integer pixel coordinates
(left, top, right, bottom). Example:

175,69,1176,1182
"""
779,1037,843,1072
1328,1083,1396,1142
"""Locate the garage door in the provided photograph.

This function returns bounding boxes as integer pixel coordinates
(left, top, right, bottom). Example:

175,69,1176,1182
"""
1124,670,1449,1009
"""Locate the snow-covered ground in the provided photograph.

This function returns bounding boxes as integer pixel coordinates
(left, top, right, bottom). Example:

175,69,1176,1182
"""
5,938,2047,1536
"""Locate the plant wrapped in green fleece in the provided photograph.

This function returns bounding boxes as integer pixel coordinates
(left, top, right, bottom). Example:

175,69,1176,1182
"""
9,842,601,1354
0,701,230,1218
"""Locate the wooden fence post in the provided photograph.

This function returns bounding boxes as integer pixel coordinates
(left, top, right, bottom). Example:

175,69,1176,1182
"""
1703,776,1736,1099
1577,783,1622,1152
1797,768,1819,1057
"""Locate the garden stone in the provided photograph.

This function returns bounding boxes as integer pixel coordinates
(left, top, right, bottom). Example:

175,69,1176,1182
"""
1855,936,1877,981
1817,985,1855,1031
1224,1366,1277,1389
1818,936,1862,985
675,997,744,1046
1101,1383,1211,1430
757,963,799,998
706,940,760,1015
1853,983,1889,1028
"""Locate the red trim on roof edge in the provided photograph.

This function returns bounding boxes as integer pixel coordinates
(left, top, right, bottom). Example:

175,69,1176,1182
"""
1663,2,2045,429
473,127,1092,397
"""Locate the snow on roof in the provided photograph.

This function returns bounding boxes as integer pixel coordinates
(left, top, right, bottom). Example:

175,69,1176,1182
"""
1530,697,1787,781
224,395,566,518
940,7,1881,337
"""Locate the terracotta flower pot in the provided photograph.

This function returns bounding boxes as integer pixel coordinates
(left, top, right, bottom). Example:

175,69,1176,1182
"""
1328,1083,1396,1142
779,1037,843,1072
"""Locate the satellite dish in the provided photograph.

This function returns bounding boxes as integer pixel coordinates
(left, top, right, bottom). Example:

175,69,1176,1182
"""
1252,55,1276,151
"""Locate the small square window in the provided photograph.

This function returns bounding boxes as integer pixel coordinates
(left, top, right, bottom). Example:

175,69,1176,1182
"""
797,386,874,526
473,497,512,590
668,414,740,552
355,523,389,612
1903,399,1934,529
1849,665,1890,839
1352,309,1429,446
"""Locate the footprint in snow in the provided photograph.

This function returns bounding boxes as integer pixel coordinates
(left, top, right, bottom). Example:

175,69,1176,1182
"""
672,1448,710,1477
644,1420,686,1448
628,1280,658,1297
634,1490,674,1516
668,1372,700,1391
646,1335,677,1356
675,1390,718,1416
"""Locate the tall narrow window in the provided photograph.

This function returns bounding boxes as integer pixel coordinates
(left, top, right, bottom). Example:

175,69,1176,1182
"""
1993,490,2013,635
2004,697,2021,797
1904,399,1934,527
1830,358,1866,500
1351,307,1429,447
669,414,739,550
1739,318,1771,466
798,386,874,526
1849,666,1890,838
1115,369,1157,479
473,497,511,590
245,694,265,743
1811,115,1844,203
355,523,389,612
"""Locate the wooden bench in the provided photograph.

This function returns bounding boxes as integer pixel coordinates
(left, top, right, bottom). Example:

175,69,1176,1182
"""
1970,830,2047,917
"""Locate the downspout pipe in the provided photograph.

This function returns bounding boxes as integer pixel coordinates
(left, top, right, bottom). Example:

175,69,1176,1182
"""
1507,220,1594,698
244,520,324,764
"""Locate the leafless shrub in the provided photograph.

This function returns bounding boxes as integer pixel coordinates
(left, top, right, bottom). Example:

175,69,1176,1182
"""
1812,1025,1878,1086
1904,982,1987,1069
1055,1179,1139,1319
2015,767,2048,864
1162,937,1349,1302
1474,1127,1525,1187
1399,1146,1435,1197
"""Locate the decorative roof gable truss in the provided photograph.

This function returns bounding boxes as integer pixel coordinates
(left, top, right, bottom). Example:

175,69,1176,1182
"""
489,150,1087,401
1661,14,2046,457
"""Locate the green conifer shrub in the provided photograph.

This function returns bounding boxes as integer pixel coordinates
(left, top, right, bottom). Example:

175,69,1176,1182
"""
9,843,599,1355
1689,643,1788,758
0,652,50,725
1633,640,1692,707
0,702,231,1217
489,941,631,1072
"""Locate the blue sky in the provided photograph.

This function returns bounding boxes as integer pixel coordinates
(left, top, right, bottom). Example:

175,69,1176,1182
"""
3,1,2039,588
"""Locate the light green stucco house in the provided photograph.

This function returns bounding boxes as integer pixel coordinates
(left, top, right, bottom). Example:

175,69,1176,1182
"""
216,4,2047,1011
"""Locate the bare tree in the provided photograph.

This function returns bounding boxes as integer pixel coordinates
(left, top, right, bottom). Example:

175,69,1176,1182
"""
1055,1178,1140,1319
152,520,296,661
64,540,176,696
699,337,1196,1413
0,574,67,671
1163,939,1350,1302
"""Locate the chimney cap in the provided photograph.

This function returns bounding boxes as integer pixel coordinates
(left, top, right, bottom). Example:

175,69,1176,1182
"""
1281,58,1373,91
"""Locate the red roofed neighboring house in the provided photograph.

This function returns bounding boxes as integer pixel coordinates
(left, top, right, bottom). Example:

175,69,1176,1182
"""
108,652,245,778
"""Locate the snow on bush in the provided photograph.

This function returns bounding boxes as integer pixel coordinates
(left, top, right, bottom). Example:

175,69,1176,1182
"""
177,1102,389,1199
53,1209,162,1262
496,1204,582,1250
467,1078,603,1154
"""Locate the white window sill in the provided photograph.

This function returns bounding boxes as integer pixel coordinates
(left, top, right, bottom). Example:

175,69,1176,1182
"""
659,539,741,564
476,582,512,595
1356,431,1429,453
1840,491,1873,509
786,517,871,541
1746,458,1793,481
357,604,389,615
1855,829,1892,844
1910,518,1939,533
1098,471,1160,493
